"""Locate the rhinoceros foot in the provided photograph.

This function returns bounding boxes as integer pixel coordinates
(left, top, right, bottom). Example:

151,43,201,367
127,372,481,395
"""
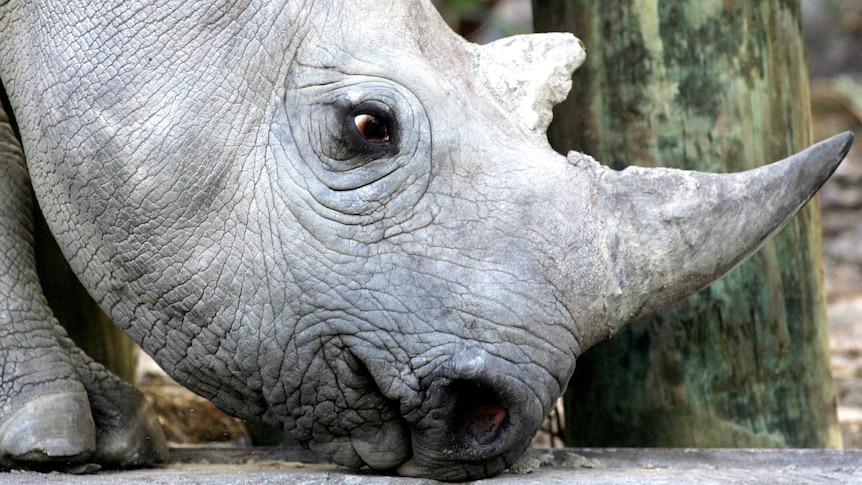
0,342,167,470
73,355,168,467
0,391,95,464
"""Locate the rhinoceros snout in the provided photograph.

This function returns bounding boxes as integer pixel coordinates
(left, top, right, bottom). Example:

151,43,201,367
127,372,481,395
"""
294,337,546,480
393,348,546,480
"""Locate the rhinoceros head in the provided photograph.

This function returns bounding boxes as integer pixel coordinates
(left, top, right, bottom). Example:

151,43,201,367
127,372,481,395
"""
11,0,850,481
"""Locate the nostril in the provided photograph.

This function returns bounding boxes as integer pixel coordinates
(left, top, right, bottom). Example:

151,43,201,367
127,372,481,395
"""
469,402,508,442
400,350,549,479
450,381,509,446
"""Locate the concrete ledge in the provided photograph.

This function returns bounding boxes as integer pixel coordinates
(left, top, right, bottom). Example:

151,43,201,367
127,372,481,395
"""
2,447,861,484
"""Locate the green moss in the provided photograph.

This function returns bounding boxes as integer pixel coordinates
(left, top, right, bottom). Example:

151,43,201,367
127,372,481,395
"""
538,0,840,449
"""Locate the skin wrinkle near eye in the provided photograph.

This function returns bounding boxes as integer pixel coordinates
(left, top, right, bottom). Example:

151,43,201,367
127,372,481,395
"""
311,90,404,178
276,57,433,233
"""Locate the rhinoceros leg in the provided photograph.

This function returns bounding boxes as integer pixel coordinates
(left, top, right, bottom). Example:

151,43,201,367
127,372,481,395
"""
0,87,166,468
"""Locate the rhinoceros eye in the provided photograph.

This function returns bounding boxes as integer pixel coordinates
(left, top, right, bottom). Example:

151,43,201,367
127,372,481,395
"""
329,99,400,165
342,101,398,155
354,113,390,144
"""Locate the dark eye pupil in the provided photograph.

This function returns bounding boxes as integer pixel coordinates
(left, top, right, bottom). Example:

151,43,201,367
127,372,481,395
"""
354,113,390,143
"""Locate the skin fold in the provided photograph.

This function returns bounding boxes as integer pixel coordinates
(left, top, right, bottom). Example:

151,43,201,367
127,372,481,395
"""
0,0,853,481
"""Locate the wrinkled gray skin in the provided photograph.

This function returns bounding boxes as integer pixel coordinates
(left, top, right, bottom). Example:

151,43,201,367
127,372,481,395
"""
0,0,853,481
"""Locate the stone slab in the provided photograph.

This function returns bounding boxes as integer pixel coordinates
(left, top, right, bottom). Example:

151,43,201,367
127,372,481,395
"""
1,447,862,484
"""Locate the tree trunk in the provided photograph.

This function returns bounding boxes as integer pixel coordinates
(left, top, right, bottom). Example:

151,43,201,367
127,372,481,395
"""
533,0,842,448
33,205,138,383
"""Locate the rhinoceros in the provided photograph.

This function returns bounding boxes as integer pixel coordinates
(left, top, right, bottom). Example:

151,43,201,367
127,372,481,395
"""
0,0,853,481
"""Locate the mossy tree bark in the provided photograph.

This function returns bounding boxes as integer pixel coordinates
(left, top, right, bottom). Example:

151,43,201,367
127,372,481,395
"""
533,0,842,447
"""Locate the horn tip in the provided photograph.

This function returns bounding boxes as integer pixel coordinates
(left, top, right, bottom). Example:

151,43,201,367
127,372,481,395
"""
821,131,854,164
812,131,854,178
836,130,854,156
